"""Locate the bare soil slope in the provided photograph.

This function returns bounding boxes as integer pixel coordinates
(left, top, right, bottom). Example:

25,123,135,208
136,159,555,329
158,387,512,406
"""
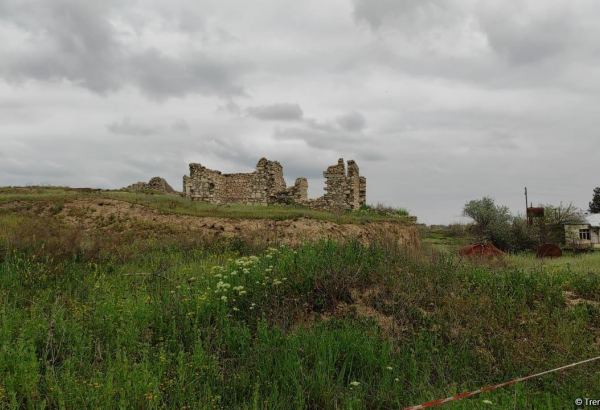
2,198,419,248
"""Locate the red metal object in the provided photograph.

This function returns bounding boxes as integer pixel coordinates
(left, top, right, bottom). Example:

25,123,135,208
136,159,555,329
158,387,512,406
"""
458,243,504,258
403,356,600,410
527,207,544,225
536,244,562,258
527,207,544,217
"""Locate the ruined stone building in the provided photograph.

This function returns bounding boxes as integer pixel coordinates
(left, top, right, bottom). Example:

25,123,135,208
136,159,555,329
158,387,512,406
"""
124,176,176,194
320,159,366,210
183,158,366,211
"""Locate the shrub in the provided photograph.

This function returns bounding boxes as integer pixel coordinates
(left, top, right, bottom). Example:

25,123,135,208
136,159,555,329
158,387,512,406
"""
358,203,409,217
463,197,513,250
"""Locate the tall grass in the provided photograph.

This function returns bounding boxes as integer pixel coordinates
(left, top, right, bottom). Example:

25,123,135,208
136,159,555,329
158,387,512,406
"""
0,213,599,408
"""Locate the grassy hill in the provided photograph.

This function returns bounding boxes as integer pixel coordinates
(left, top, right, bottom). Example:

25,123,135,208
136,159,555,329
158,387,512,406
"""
0,187,414,224
0,188,599,408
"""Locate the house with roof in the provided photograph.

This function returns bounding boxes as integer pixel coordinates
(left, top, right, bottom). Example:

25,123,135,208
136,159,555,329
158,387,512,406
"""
564,214,600,250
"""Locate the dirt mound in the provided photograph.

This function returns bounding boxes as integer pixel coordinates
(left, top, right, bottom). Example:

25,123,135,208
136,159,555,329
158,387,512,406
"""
295,287,404,337
563,291,600,308
2,198,419,248
459,243,504,258
536,243,562,258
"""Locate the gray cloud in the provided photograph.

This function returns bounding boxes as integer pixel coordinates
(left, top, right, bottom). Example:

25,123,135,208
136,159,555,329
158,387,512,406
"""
352,0,449,30
107,118,162,136
172,119,191,133
218,100,243,115
351,0,600,71
108,117,191,136
357,150,387,162
337,111,366,132
274,126,346,150
476,4,579,66
479,131,519,152
247,103,304,121
0,0,246,98
130,50,245,100
274,111,369,151
1,0,124,92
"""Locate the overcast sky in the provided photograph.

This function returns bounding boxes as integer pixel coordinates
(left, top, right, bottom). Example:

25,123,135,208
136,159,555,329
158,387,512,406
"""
1,0,599,224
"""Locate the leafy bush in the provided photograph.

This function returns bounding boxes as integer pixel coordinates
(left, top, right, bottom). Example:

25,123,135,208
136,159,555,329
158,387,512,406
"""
508,217,537,252
463,198,584,251
463,197,513,250
589,187,600,214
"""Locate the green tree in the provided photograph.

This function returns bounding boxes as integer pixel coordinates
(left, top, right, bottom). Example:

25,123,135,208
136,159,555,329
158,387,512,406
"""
528,203,584,245
463,197,512,250
589,187,600,214
542,203,585,225
509,217,537,252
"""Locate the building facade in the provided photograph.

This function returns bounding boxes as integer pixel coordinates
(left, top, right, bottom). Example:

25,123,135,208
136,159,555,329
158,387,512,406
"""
564,214,600,250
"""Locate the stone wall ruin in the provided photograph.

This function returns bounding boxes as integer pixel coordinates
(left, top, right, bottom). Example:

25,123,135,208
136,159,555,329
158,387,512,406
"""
321,159,366,210
124,176,176,194
183,158,366,211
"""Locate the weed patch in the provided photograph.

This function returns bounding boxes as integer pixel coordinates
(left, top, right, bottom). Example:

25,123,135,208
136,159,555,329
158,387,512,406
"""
0,205,598,408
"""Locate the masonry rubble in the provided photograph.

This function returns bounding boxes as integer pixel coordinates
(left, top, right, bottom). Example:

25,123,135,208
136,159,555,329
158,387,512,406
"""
183,158,366,211
124,177,176,194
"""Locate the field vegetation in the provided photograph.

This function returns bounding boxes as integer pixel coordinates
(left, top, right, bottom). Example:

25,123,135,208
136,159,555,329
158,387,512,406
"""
0,187,412,225
1,199,599,409
462,197,584,252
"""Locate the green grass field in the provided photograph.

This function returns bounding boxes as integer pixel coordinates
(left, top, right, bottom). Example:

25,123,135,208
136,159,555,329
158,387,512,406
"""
1,200,599,408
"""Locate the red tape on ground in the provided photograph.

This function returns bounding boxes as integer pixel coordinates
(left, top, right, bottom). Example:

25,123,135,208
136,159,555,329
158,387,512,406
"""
403,356,600,410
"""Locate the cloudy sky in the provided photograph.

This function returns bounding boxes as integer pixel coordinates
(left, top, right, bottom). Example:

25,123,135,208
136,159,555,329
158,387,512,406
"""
1,0,599,224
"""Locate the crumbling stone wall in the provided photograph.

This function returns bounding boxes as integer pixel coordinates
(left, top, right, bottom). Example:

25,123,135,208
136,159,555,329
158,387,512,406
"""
315,159,366,211
183,157,365,210
124,177,176,194
271,178,308,204
183,158,299,205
